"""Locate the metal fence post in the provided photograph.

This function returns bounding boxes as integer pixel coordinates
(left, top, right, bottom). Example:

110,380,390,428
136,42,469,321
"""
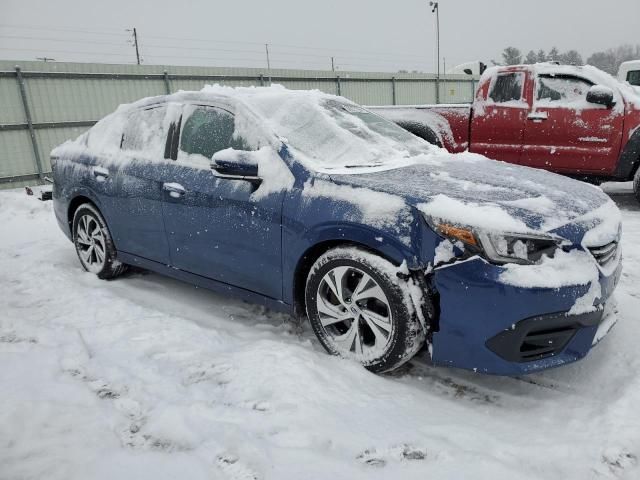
336,75,341,96
391,76,397,105
163,70,171,94
15,66,44,180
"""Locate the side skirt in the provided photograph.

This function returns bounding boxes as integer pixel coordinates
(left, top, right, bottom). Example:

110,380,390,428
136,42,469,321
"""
117,251,293,315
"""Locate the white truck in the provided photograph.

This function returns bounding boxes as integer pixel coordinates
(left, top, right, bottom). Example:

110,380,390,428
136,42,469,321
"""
618,60,640,93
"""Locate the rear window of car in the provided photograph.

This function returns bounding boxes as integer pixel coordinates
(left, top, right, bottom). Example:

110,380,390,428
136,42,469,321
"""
489,73,524,103
121,105,170,158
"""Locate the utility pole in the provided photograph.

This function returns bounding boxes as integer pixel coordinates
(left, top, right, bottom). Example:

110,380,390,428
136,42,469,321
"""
133,27,141,65
429,1,440,103
265,43,271,82
331,56,335,72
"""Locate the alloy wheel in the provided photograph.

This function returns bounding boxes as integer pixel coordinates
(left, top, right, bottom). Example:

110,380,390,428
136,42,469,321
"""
316,265,393,359
76,214,107,273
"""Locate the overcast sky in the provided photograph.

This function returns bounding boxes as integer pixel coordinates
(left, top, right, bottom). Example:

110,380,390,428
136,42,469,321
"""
1,0,639,72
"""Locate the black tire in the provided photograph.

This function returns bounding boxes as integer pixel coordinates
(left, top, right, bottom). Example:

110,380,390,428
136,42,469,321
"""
72,203,126,280
305,247,426,373
634,167,640,204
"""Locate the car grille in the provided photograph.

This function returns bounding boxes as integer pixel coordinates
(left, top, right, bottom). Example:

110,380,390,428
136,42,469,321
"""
587,241,618,267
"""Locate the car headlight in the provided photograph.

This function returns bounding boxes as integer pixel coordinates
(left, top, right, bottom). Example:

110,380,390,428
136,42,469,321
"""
427,218,562,265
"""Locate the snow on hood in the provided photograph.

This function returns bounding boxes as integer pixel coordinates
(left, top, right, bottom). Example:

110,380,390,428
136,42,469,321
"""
329,151,619,241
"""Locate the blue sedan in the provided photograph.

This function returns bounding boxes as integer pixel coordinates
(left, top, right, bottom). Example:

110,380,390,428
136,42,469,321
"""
51,86,622,375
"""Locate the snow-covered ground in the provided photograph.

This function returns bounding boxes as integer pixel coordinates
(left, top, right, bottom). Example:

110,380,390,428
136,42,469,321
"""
1,183,639,480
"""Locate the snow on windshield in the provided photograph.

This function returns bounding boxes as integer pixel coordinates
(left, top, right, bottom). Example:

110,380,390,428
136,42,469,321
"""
201,85,435,171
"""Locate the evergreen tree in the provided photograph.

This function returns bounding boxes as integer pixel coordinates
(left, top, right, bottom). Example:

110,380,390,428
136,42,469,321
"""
502,47,523,65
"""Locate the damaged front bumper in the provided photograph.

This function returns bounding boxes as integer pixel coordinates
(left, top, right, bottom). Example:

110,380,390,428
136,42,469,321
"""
427,256,622,376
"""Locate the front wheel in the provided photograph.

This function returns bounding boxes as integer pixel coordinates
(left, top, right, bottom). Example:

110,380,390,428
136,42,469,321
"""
72,203,126,279
305,247,426,373
634,168,640,204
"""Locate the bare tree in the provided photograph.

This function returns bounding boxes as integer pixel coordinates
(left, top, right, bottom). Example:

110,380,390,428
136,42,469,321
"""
587,44,640,74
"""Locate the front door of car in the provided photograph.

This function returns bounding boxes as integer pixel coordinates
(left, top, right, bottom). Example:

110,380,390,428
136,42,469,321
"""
469,71,528,163
96,104,177,265
160,104,285,300
521,74,624,174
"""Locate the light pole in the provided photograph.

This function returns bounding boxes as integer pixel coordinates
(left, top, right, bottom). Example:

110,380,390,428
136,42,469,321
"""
429,1,440,103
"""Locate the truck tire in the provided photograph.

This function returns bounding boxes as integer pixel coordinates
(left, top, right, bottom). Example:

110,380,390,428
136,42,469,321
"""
634,167,640,204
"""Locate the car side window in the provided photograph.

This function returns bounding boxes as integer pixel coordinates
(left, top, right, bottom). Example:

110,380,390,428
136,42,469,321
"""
627,70,640,86
121,106,170,158
536,75,593,105
179,106,249,161
489,73,524,103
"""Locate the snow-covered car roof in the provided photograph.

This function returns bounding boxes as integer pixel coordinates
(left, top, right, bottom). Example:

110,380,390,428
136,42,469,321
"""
71,85,438,173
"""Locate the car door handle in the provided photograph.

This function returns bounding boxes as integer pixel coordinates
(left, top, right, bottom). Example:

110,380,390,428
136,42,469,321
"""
527,112,548,121
92,166,110,181
163,182,186,198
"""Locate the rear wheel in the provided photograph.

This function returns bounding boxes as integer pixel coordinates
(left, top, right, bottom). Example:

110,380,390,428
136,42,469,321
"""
634,167,640,203
72,203,126,279
305,247,425,373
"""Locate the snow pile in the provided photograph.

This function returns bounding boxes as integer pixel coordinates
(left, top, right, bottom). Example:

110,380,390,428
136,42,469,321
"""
498,248,598,289
211,147,295,200
302,179,409,229
418,193,529,233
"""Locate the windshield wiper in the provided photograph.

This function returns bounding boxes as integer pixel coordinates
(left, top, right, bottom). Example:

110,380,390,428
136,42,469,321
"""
344,163,384,168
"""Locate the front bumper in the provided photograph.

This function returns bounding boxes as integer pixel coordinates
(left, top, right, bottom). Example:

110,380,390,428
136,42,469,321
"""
429,256,622,376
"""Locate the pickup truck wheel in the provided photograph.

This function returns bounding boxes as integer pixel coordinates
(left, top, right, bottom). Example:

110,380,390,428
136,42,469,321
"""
305,247,426,373
634,168,640,203
72,203,126,280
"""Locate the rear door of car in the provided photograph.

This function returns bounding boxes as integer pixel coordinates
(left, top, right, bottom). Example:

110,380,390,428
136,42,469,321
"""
159,103,285,300
469,70,529,163
96,104,177,265
521,74,624,174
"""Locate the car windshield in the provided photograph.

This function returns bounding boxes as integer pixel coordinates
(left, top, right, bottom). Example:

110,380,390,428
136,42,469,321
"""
266,99,434,171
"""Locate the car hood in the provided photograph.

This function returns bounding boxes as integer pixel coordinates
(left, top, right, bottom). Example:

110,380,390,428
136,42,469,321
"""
327,153,619,243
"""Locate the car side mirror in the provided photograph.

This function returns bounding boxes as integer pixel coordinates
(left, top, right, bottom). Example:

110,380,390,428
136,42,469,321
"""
211,149,260,181
586,85,616,109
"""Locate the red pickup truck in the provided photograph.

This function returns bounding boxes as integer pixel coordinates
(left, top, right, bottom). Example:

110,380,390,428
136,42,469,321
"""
373,64,640,201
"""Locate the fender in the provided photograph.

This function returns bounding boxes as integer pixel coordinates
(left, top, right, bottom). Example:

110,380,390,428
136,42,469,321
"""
300,222,419,266
393,120,443,147
53,156,105,240
613,127,640,180
283,222,424,307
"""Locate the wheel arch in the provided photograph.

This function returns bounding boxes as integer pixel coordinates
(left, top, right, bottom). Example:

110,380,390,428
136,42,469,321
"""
67,195,99,231
394,120,443,147
615,126,640,180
